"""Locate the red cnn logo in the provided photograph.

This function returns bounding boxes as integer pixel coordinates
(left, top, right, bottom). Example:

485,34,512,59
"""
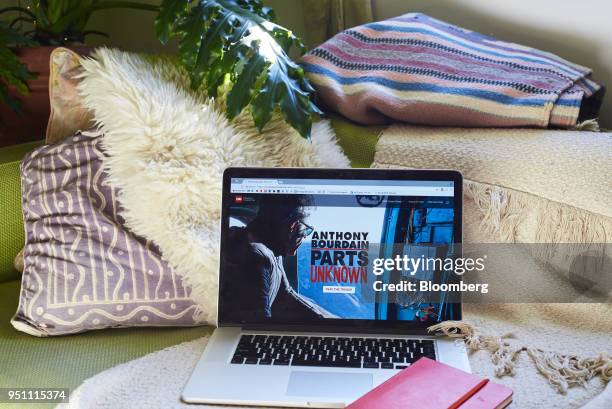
234,196,243,203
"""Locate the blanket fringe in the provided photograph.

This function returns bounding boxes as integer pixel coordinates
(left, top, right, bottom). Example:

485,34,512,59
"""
573,119,601,132
428,321,611,394
526,348,611,393
464,180,611,245
465,181,524,242
463,180,612,269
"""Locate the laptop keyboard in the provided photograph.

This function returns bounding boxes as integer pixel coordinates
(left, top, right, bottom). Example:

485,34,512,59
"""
230,334,436,369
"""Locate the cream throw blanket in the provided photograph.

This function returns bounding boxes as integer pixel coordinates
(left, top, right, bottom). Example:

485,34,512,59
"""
371,125,612,407
59,302,612,409
373,124,612,246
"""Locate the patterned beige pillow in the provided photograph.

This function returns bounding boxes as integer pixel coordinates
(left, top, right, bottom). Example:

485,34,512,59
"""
13,48,94,273
45,47,95,144
12,130,203,336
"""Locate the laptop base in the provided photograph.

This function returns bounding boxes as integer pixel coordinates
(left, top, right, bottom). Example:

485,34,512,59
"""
182,327,470,408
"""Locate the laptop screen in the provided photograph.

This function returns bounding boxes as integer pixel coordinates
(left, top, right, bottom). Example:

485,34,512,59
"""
218,169,462,331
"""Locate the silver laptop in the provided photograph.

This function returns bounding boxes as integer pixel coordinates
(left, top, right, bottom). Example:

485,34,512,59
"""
183,167,469,408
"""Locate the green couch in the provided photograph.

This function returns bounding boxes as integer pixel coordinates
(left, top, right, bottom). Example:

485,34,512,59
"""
0,117,383,406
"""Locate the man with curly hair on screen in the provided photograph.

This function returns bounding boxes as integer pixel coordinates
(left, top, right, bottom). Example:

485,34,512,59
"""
225,194,336,320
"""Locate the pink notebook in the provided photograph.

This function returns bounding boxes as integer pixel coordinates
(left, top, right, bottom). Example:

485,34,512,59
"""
347,358,512,409
459,381,513,409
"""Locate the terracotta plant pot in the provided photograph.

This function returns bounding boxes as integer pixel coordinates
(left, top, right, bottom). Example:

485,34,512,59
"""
0,45,90,148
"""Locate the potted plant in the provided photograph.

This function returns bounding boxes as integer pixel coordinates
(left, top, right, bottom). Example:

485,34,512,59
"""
1,0,320,146
155,0,322,139
0,0,158,145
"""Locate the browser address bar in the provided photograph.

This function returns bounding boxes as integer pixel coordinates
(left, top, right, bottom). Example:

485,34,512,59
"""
242,179,280,185
231,183,453,196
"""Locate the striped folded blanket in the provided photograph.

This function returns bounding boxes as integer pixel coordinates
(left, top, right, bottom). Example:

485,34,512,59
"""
301,13,605,128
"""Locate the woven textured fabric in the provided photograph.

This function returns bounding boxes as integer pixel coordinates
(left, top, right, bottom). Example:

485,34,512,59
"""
373,125,612,250
302,13,604,128
374,125,612,219
0,161,23,283
0,141,42,283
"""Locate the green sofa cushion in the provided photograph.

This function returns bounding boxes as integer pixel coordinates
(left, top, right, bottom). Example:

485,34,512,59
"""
0,141,43,163
0,279,210,405
0,141,43,283
330,115,384,168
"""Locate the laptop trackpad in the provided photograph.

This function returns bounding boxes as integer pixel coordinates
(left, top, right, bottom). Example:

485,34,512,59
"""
286,371,373,398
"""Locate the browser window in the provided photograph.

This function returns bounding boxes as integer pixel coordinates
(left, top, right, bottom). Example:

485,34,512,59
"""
222,177,459,324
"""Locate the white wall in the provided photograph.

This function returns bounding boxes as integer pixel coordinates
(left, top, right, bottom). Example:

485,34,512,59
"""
371,0,612,128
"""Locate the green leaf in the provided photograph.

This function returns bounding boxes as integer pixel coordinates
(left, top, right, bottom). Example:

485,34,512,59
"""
0,20,36,46
250,67,279,132
0,30,36,79
205,17,252,95
155,0,189,44
226,50,268,119
0,82,23,113
45,1,158,45
0,6,36,19
191,5,234,89
0,23,36,115
158,0,322,139
0,47,33,94
176,3,208,70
